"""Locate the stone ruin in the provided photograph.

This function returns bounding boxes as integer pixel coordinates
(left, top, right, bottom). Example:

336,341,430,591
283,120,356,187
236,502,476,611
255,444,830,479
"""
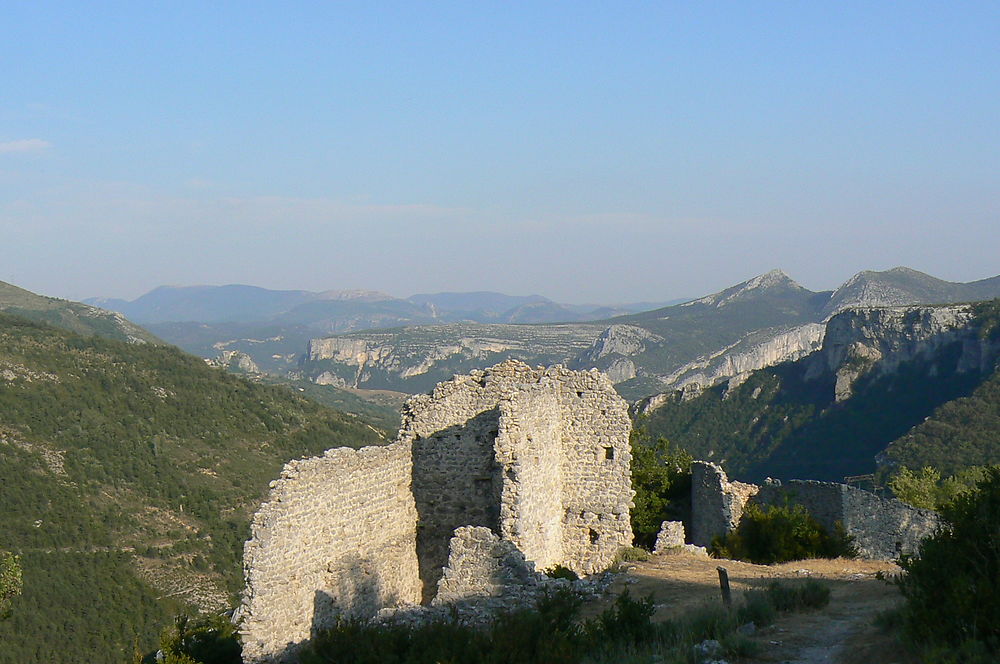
690,461,940,559
239,360,634,663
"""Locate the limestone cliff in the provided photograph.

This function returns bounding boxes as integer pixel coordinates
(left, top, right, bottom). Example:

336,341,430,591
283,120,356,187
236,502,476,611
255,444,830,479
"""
804,305,990,401
302,323,603,393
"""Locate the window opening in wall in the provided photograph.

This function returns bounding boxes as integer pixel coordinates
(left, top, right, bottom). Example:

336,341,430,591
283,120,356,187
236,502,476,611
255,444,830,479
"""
604,446,614,460
589,528,599,544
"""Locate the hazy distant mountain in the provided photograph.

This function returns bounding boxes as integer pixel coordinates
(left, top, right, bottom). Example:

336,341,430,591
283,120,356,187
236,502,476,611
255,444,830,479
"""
406,291,551,314
85,284,320,324
90,268,1000,402
91,284,685,369
1,280,158,344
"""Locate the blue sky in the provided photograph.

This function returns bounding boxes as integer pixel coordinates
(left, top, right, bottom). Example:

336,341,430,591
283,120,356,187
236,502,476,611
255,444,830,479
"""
2,2,998,303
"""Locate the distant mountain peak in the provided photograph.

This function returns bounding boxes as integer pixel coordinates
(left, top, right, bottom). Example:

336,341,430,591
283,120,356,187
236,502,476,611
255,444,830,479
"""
684,269,804,308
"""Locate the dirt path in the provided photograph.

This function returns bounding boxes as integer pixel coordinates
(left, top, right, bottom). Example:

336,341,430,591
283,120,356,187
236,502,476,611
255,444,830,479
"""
585,550,905,663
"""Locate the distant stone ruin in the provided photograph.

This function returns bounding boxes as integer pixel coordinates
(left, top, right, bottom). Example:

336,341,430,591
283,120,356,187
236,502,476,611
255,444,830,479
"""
240,360,634,663
690,461,939,558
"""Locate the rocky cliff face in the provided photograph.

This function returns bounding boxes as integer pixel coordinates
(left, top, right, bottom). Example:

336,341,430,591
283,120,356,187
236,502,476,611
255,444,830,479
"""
804,305,993,401
662,323,826,392
302,323,604,392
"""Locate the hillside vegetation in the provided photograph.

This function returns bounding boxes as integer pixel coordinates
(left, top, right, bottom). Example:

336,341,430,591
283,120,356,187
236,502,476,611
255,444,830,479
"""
0,280,159,344
639,301,1000,482
0,312,386,663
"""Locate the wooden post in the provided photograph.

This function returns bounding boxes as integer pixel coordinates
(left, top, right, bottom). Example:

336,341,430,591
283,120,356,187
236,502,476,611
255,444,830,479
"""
716,566,732,608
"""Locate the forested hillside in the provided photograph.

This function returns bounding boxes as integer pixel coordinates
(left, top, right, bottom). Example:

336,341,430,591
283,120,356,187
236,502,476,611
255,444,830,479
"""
639,301,1000,483
0,313,386,663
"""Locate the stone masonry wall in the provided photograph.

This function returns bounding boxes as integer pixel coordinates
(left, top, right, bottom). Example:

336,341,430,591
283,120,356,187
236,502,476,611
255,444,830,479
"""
398,359,633,597
755,479,940,559
691,461,940,559
690,461,759,547
433,526,541,605
242,360,633,662
240,443,420,664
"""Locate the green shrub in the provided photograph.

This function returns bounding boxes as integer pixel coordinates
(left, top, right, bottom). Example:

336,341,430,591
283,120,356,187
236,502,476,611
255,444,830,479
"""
0,550,21,620
153,614,242,664
710,502,857,564
889,465,988,510
612,546,651,565
762,579,830,611
629,429,692,549
896,466,1000,655
736,590,776,627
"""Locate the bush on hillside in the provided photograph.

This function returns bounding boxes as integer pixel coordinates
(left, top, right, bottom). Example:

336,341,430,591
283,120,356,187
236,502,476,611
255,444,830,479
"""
0,550,21,620
896,466,1000,656
710,502,857,564
889,465,988,510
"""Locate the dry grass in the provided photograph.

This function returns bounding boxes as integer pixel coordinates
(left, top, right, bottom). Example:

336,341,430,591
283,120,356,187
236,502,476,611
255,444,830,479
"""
583,550,906,663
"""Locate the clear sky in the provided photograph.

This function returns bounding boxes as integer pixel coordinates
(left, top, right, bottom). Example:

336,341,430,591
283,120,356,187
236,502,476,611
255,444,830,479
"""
2,2,998,303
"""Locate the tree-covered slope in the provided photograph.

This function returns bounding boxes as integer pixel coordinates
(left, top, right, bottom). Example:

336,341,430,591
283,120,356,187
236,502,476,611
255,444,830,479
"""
0,312,386,663
0,280,159,344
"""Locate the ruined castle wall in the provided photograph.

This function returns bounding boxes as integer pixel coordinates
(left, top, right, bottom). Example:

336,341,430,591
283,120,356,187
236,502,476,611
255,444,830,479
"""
398,361,634,585
690,461,759,547
553,369,634,574
399,368,523,600
495,385,565,571
755,480,939,559
240,443,420,664
433,526,540,605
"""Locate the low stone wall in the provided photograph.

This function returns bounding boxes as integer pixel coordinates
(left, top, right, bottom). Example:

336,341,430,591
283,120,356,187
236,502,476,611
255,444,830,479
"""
240,443,421,664
754,479,940,559
433,526,541,605
653,521,685,552
690,460,940,560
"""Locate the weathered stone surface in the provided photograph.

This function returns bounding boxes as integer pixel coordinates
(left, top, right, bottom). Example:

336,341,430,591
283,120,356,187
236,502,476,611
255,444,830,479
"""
690,461,941,560
241,360,633,663
805,305,985,402
400,359,634,598
240,443,420,664
653,521,686,552
690,461,759,547
433,526,541,605
754,479,940,559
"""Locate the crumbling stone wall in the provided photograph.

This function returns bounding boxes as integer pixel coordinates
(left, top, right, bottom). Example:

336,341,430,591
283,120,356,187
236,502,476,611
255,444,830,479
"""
240,443,421,664
433,526,541,605
690,461,940,559
754,479,940,559
242,360,633,663
690,461,759,547
397,359,634,598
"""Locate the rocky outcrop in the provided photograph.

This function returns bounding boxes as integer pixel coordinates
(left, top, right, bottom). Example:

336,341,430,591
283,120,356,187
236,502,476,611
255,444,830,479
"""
302,324,603,392
207,350,260,374
661,323,826,393
804,305,990,401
